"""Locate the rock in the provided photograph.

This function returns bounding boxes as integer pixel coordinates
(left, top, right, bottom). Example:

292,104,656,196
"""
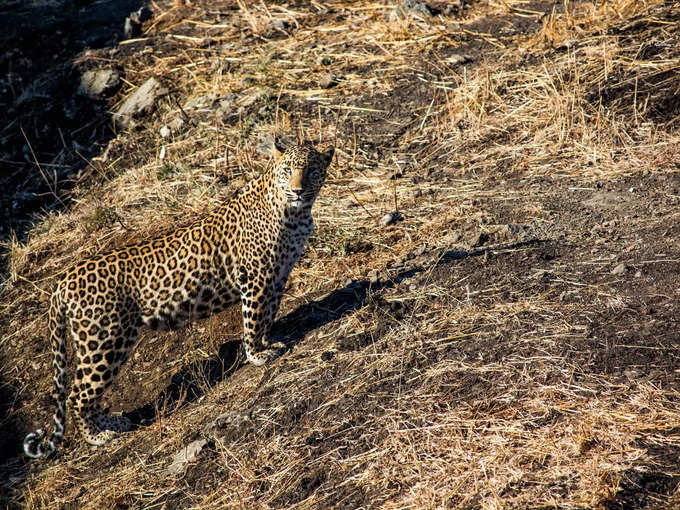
381,211,400,226
216,95,235,121
446,232,463,244
159,125,171,138
169,117,186,131
270,19,290,31
446,54,474,66
470,232,489,247
184,93,218,111
389,0,435,20
204,411,253,443
442,0,465,16
256,133,276,155
113,77,168,130
414,243,427,256
78,69,121,99
165,439,207,476
255,133,295,155
611,263,629,275
634,270,643,278
317,55,332,66
319,73,338,89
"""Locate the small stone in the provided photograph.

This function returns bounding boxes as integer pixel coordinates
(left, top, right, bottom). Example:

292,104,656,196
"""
165,439,207,476
471,232,489,247
368,270,380,284
449,232,463,243
611,263,628,275
319,73,338,89
211,411,251,430
78,69,121,99
381,211,399,226
160,125,171,138
216,95,235,121
184,93,218,111
255,133,275,155
169,117,185,131
389,0,435,20
317,55,332,66
623,369,639,380
634,270,642,278
446,54,473,65
113,77,168,129
270,19,290,31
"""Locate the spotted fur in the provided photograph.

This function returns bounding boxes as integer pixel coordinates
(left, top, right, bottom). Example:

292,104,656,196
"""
23,141,334,458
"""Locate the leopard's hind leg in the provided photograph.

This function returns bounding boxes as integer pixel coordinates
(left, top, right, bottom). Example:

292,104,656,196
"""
69,313,138,446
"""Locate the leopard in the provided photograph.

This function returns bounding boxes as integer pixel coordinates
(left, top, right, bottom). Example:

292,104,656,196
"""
23,139,335,458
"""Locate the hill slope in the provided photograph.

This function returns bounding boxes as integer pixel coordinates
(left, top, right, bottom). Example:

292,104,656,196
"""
2,0,680,508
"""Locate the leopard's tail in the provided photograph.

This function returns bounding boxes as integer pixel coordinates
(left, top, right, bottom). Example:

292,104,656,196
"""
23,292,68,459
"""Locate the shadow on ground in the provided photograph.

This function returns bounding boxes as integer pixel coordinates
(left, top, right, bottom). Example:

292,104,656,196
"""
0,0,143,256
127,241,544,427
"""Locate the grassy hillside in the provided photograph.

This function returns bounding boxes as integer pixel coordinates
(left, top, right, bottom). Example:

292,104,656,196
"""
2,0,680,508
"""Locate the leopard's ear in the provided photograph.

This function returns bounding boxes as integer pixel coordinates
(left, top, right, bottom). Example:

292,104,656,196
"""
323,147,335,165
317,143,335,165
273,136,287,157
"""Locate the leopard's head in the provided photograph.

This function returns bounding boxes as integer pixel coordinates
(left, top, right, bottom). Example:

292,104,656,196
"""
274,140,334,210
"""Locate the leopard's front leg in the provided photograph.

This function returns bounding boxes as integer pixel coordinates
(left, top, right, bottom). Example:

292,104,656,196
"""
239,267,286,366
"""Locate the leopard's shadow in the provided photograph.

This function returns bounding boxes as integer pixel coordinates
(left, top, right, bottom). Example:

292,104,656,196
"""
126,241,544,427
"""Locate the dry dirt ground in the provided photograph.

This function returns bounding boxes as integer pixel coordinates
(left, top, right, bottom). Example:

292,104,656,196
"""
1,0,680,508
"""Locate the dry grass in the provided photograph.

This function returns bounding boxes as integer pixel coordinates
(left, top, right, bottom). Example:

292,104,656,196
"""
2,0,680,508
